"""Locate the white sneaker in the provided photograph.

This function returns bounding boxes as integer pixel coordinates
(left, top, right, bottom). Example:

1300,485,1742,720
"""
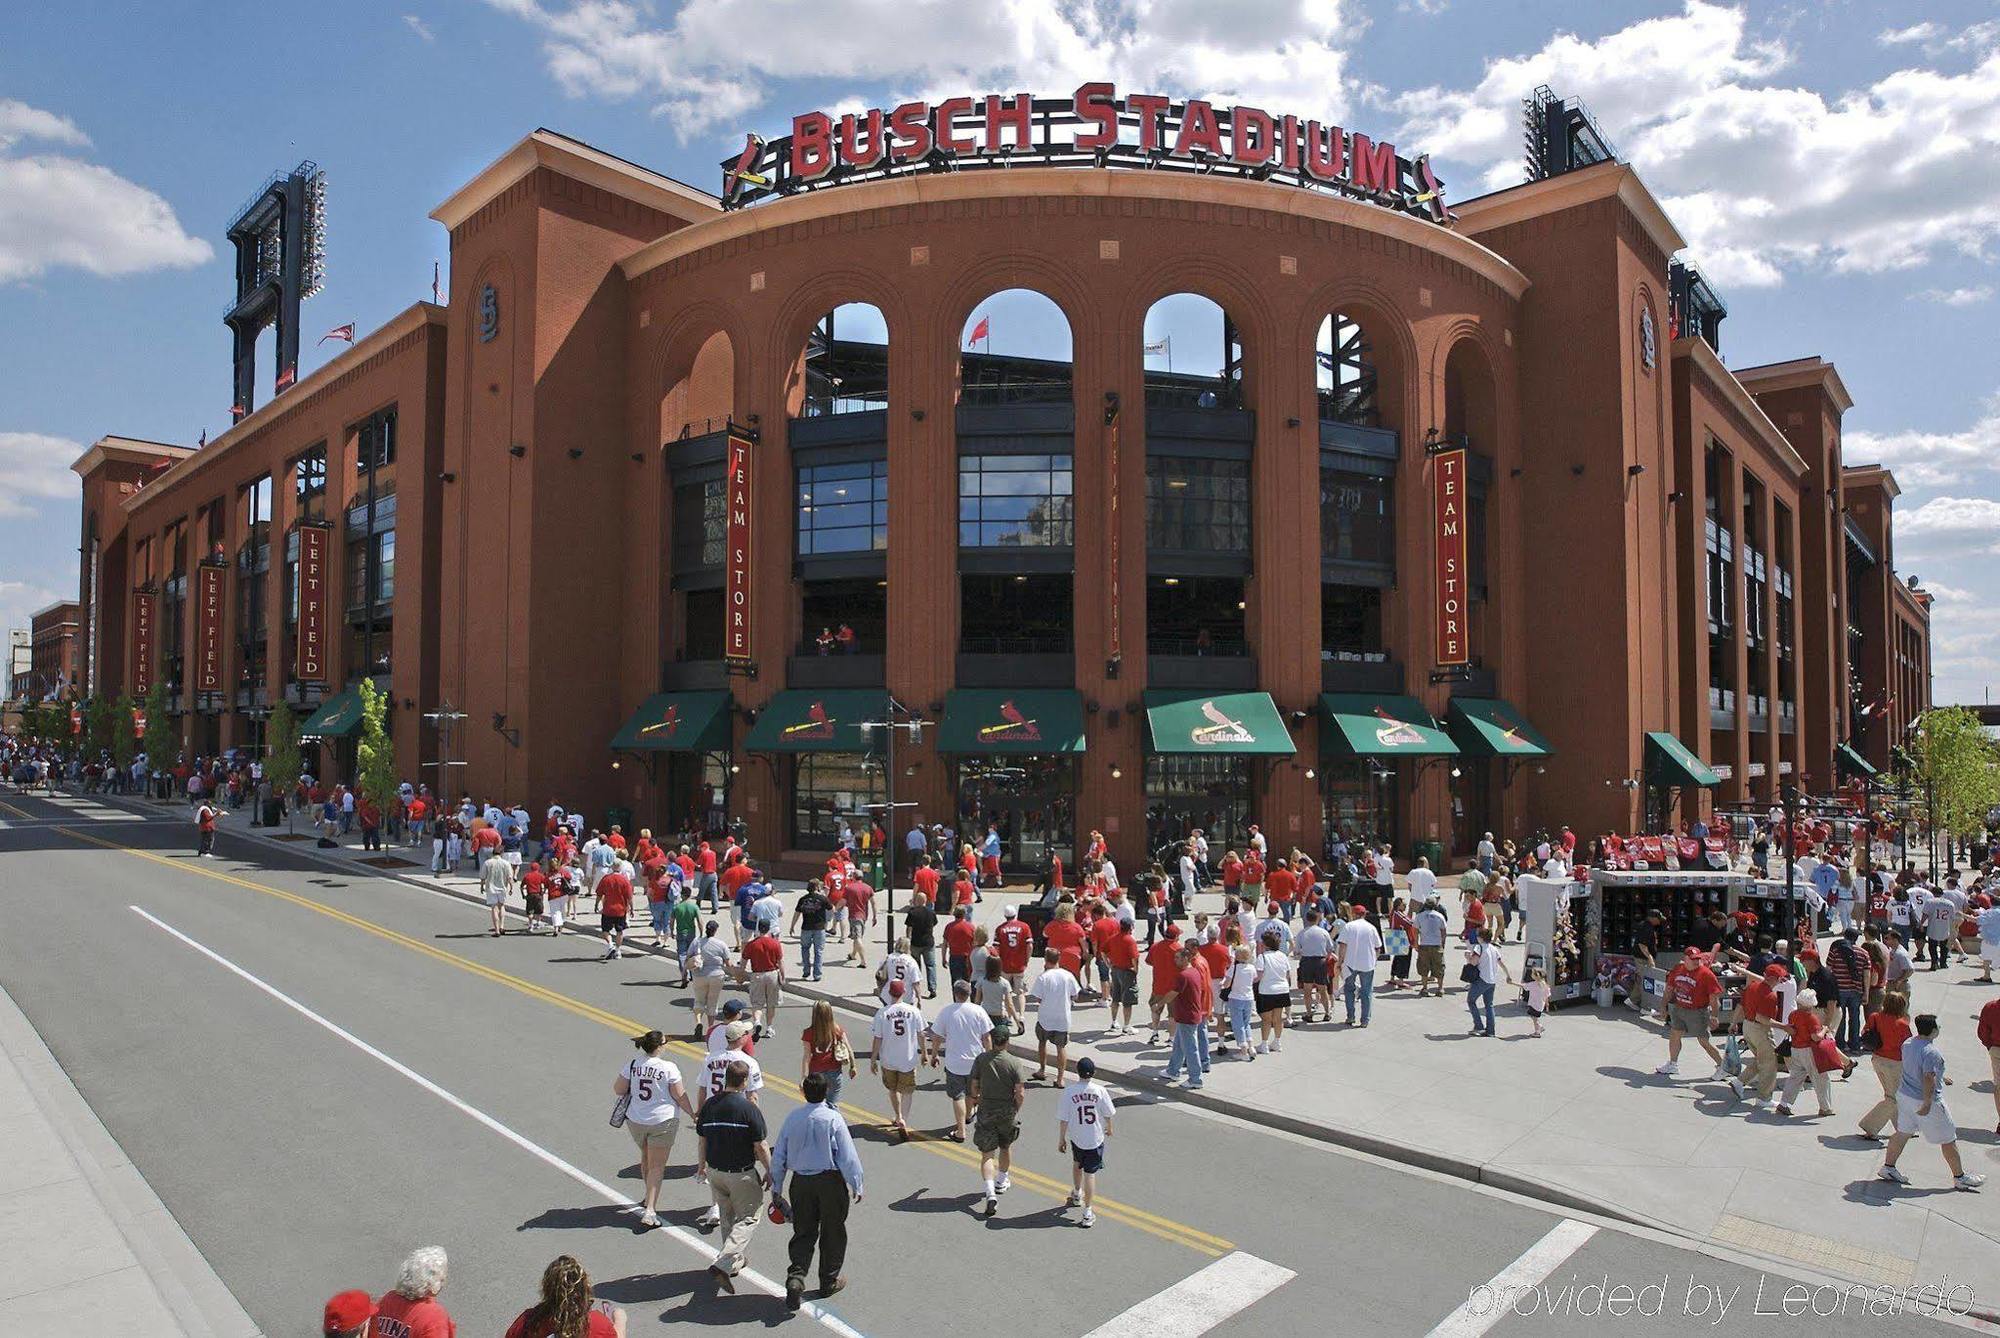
1067,1190,1082,1207
1255,1043,1268,1055
1654,1061,1678,1076
1080,1208,1096,1228
1878,1165,1911,1185
1271,1039,1282,1052
995,1175,1010,1195
1954,1174,1987,1192
1709,1067,1730,1082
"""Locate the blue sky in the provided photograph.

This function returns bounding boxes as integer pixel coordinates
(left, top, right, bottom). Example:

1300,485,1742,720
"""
3,1,1997,702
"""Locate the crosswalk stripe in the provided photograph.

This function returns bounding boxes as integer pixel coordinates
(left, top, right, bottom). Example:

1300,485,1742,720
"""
1082,1252,1295,1337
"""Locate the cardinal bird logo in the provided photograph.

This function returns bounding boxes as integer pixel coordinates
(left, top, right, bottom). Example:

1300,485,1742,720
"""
1497,720,1527,750
783,700,837,740
977,698,1041,743
639,704,682,740
1372,706,1426,748
1190,699,1255,746
722,133,771,202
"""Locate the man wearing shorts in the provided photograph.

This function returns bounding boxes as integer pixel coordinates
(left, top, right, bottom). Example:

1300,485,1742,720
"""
690,922,733,1038
993,907,1034,1012
1104,915,1141,1035
1031,948,1081,1085
1879,1013,1986,1191
842,873,876,967
1058,1056,1115,1228
1414,899,1448,996
670,888,701,987
971,1026,1025,1217
742,924,785,1040
1295,909,1334,1023
869,981,924,1139
1144,924,1183,1046
1655,949,1725,1079
480,849,514,937
927,979,993,1144
597,862,633,961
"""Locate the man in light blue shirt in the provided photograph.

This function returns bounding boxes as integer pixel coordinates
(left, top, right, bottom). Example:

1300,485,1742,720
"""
1879,1013,1984,1191
769,1074,864,1310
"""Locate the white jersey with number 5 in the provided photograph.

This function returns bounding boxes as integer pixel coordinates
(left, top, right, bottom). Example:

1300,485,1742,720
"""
700,1050,763,1099
622,1055,684,1124
871,1000,925,1070
1060,1079,1114,1150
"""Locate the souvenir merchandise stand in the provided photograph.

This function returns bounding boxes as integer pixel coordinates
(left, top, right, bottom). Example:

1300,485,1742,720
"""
1518,869,1756,1011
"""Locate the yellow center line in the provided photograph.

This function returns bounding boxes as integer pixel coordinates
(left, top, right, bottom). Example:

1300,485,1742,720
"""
63,826,1229,1256
0,798,33,820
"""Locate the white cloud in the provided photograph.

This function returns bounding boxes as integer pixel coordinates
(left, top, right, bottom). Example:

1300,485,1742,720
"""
1847,397,2000,490
0,431,85,518
1896,495,2000,535
485,0,1363,141
1878,23,1942,47
404,14,435,41
1912,285,1992,306
0,577,71,642
0,98,210,284
1391,2,2000,289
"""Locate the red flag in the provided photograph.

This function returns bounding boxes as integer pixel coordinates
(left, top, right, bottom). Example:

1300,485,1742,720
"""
967,316,990,346
318,323,355,345
275,365,296,390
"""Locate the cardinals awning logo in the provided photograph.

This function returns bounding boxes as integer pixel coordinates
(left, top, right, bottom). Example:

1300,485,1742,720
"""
977,698,1042,743
1372,705,1426,748
639,704,682,740
783,699,837,741
1189,699,1255,746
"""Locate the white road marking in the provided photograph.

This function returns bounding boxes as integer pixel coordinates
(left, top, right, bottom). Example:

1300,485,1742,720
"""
130,905,869,1338
1081,1251,1295,1338
1425,1218,1600,1338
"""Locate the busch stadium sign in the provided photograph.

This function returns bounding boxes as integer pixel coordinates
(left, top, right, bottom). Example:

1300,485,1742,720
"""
721,82,1451,224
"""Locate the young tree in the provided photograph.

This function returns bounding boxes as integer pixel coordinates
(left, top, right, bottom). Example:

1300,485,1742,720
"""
110,693,139,778
1902,706,2000,861
83,695,114,758
266,700,303,834
141,683,174,798
356,678,398,816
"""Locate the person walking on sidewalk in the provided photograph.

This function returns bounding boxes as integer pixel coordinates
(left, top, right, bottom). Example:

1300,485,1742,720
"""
1730,965,1789,1108
741,924,785,1040
971,1025,1025,1217
1162,943,1212,1089
1058,1056,1115,1228
1335,902,1384,1028
929,978,993,1141
1654,949,1724,1077
694,1059,771,1294
789,881,832,982
615,1029,693,1230
1857,992,1913,1140
841,871,876,968
596,862,634,961
1879,1014,1986,1191
1979,994,2000,1135
800,1001,856,1109
769,1072,864,1311
480,849,515,937
1252,928,1294,1053
1464,928,1513,1038
194,797,222,857
1775,990,1841,1117
1030,947,1081,1085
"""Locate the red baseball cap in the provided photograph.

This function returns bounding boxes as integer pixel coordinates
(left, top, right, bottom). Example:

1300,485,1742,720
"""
324,1290,376,1334
1163,923,1182,939
1763,965,1788,980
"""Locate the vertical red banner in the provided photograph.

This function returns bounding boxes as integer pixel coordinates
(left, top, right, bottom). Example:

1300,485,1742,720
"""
196,561,226,696
1433,448,1468,666
131,587,155,695
296,522,329,685
724,425,755,667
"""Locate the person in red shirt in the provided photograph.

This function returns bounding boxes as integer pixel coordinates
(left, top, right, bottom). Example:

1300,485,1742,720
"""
1656,950,1724,1078
1729,964,1790,1105
741,926,786,1036
1857,991,1915,1139
943,904,978,984
953,869,978,909
1145,924,1184,1045
503,1255,623,1338
372,1247,454,1338
696,840,720,910
1241,854,1267,907
520,862,549,935
1089,909,1124,996
1103,915,1141,1033
1978,995,2000,1134
596,867,634,961
1044,905,1090,984
993,907,1034,1011
606,828,627,853
1164,944,1214,1087
1220,851,1243,894
842,876,876,966
911,857,941,906
1776,990,1839,1117
1266,860,1298,921
1049,852,1065,891
1198,926,1231,986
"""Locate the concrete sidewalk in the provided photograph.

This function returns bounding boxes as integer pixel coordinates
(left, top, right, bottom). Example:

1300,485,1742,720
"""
210,809,2000,1308
0,979,258,1337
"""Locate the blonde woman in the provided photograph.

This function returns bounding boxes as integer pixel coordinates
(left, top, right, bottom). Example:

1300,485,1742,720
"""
800,1000,857,1108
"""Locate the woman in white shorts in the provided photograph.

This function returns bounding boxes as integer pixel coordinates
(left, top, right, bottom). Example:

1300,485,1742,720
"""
1878,1013,1986,1192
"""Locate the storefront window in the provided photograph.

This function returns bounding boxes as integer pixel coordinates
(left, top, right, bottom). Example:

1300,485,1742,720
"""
955,756,1076,874
673,476,726,572
797,460,888,555
791,754,884,850
959,454,1073,548
1319,468,1394,567
1144,754,1249,854
1322,760,1400,851
1146,457,1248,553
1321,585,1385,656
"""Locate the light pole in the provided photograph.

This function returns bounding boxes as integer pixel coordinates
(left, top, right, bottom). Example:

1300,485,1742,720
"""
860,696,928,957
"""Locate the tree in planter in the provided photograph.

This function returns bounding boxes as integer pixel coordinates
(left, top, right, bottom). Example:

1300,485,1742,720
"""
1901,706,2000,868
83,695,115,762
356,679,397,844
266,700,303,834
140,683,175,798
110,693,139,787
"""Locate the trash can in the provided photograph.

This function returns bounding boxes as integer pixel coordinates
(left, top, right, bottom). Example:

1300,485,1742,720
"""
605,806,633,834
1415,839,1445,871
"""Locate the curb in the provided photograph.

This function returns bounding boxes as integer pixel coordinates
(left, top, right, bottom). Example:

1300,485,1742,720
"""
0,981,260,1338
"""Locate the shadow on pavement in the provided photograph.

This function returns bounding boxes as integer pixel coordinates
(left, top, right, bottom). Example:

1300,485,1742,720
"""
518,1203,633,1232
594,1267,797,1326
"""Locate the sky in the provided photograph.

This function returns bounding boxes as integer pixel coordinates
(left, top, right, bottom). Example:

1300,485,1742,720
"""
2,0,1997,701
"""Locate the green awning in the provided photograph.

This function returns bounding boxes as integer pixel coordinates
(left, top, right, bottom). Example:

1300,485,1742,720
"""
1319,694,1458,757
1143,691,1295,756
611,691,732,753
1445,697,1553,758
743,690,889,753
1645,731,1721,788
299,685,366,739
938,690,1086,754
1836,742,1878,779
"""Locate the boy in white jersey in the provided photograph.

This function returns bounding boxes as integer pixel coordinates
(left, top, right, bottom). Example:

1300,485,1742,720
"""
1057,1056,1115,1228
869,980,926,1140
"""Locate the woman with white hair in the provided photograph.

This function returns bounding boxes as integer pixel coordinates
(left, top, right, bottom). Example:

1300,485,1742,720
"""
373,1245,453,1336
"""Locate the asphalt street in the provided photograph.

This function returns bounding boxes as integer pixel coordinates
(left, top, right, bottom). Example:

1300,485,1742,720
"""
0,787,1983,1337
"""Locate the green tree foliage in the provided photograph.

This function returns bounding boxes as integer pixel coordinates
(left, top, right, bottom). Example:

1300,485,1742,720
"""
110,693,139,772
266,699,303,827
356,678,398,813
1902,706,2000,843
83,695,114,756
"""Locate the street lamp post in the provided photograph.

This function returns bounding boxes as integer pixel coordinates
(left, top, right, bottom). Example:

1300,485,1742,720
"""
860,696,928,957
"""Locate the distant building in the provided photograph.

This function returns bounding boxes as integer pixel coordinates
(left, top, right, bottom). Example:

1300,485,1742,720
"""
5,629,29,700
29,601,80,702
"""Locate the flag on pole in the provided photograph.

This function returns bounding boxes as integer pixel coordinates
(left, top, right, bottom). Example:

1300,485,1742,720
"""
967,315,990,347
1144,335,1171,357
275,365,296,391
432,260,441,304
197,430,207,449
318,323,356,345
